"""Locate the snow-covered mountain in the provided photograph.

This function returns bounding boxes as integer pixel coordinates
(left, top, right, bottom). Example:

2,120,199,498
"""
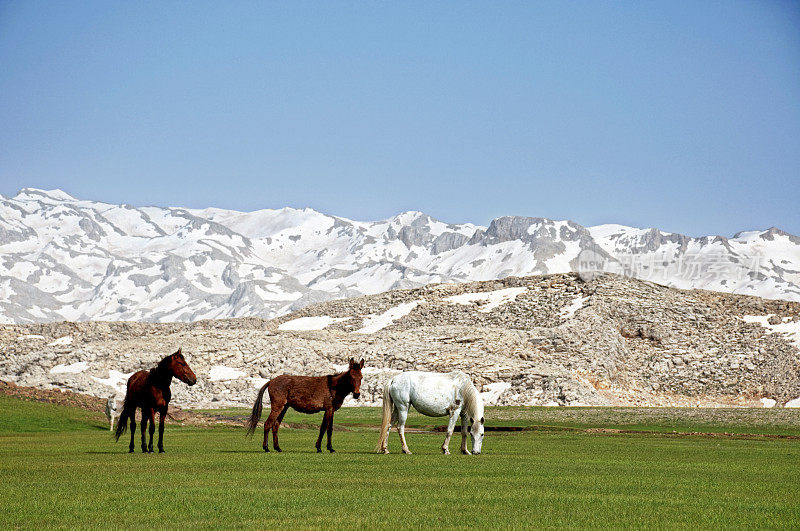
1,188,798,323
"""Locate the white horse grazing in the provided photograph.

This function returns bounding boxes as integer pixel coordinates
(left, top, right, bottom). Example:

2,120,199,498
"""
377,371,485,455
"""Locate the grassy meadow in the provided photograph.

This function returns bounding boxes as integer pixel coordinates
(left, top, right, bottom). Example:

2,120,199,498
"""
2,395,799,528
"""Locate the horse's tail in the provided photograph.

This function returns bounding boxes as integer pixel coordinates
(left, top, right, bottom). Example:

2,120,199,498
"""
245,380,270,436
376,379,394,453
114,400,131,441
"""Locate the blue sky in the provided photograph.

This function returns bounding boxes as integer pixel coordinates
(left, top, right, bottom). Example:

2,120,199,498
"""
1,1,798,236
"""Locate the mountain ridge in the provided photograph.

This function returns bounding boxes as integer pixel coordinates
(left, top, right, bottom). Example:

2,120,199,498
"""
3,272,799,408
1,188,798,323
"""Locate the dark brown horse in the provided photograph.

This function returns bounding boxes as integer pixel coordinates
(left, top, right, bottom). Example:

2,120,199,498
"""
246,358,364,453
114,348,197,453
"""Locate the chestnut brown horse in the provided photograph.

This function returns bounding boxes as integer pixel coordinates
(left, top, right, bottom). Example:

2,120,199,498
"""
114,348,197,453
246,358,364,453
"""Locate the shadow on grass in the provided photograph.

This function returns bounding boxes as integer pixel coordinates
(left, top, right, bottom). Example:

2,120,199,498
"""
218,450,262,453
218,448,372,454
85,451,124,454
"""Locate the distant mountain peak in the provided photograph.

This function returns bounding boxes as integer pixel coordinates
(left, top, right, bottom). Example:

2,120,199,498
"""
15,188,77,201
389,210,432,225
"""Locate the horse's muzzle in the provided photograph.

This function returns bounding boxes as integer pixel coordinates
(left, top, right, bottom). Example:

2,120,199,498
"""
187,377,197,386
352,392,360,400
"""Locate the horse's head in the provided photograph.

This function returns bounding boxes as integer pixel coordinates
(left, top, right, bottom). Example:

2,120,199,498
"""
168,348,197,386
348,358,364,399
469,414,485,455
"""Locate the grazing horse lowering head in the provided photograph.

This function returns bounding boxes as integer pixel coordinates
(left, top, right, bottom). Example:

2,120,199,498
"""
160,348,197,386
347,358,364,399
469,414,485,455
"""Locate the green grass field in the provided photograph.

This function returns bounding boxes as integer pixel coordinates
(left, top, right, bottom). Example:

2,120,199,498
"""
2,395,799,529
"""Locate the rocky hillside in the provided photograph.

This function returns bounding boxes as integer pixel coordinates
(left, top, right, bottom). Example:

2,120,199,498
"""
1,273,799,408
1,188,799,324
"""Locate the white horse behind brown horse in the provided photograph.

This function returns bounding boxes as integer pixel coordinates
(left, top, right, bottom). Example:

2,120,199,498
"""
377,371,485,455
105,394,122,432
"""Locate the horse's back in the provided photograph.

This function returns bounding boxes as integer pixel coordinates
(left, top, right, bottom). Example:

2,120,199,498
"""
269,373,326,393
390,371,461,417
269,373,329,412
127,370,148,387
121,370,149,408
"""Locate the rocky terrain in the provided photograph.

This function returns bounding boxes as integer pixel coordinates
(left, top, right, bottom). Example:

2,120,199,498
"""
1,188,799,324
1,273,799,409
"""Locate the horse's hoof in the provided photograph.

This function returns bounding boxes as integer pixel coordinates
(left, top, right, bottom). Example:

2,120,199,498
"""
328,448,335,453
461,449,472,455
263,446,270,453
442,449,450,455
274,447,282,453
316,448,322,453
402,449,412,455
380,449,389,455
128,448,134,454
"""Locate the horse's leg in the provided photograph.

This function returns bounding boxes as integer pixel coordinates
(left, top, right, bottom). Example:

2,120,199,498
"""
128,412,136,453
140,408,149,453
147,409,156,453
315,414,329,453
460,411,471,455
395,404,411,454
262,403,282,452
381,403,398,454
157,407,166,453
325,409,335,453
442,407,461,455
272,405,289,452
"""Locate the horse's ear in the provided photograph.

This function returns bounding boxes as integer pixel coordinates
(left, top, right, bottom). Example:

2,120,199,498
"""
359,359,365,369
348,358,355,368
176,347,182,355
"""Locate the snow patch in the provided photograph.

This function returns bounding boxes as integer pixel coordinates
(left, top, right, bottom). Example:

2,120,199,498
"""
560,296,588,319
354,301,420,334
760,397,777,408
480,382,511,405
742,315,771,326
279,316,350,331
785,397,800,408
50,361,88,374
248,377,269,388
91,370,134,390
209,365,246,381
17,334,45,341
445,287,527,313
48,336,73,346
742,315,800,349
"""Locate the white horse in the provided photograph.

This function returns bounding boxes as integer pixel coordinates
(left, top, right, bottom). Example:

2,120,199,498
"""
105,394,121,432
377,371,485,455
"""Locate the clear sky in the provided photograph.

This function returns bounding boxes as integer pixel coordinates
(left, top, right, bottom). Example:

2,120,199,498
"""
1,1,798,236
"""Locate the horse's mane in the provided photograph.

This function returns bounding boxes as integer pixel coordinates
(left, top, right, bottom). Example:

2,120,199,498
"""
154,353,175,375
453,372,483,420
